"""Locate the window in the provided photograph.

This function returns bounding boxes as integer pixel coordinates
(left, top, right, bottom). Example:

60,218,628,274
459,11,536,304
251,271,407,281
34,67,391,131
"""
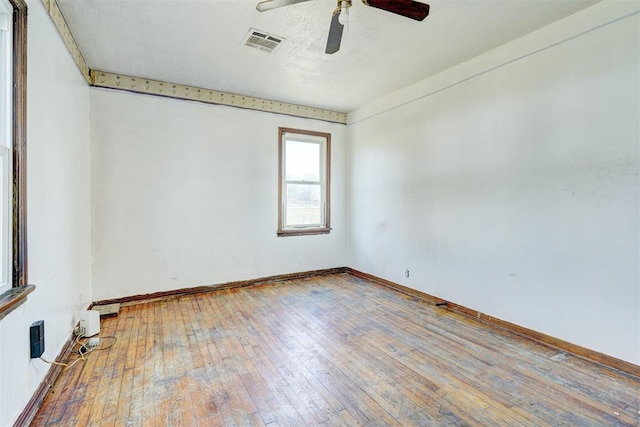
278,127,331,236
0,0,30,320
0,0,13,294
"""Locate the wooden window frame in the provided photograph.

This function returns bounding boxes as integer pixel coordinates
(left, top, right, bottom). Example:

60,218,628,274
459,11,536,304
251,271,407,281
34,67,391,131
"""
0,0,32,321
277,127,331,237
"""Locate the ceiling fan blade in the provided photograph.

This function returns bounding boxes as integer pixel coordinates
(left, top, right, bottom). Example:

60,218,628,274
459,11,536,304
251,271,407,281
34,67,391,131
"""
325,11,344,54
363,0,429,21
256,0,313,12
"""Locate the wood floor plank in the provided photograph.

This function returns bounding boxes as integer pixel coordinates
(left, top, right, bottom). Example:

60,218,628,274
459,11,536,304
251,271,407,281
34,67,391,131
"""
100,306,134,424
153,301,172,426
116,303,143,424
179,299,220,424
139,301,157,426
31,273,640,426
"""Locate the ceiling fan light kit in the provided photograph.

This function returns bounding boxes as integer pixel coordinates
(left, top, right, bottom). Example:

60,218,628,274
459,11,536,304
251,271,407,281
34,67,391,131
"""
326,0,351,54
256,0,430,54
337,0,350,26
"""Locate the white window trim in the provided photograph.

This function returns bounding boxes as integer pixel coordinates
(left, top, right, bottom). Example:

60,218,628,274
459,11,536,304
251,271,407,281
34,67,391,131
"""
0,0,12,294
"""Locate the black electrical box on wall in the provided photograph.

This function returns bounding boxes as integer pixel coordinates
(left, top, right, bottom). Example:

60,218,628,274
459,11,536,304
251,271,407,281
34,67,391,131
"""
30,320,45,358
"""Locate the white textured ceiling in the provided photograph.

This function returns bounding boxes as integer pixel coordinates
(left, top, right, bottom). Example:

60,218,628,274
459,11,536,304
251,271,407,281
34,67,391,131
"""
56,0,599,113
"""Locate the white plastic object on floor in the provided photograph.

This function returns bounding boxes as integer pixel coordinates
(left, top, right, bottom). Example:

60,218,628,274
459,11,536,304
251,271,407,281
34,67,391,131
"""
79,310,100,337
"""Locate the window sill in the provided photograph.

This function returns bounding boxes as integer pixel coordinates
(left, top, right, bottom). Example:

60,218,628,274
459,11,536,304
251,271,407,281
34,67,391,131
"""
277,227,331,237
0,284,35,321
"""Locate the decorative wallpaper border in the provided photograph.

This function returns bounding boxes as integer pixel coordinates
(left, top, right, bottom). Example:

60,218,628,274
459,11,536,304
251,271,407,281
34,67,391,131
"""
91,71,348,124
40,0,91,84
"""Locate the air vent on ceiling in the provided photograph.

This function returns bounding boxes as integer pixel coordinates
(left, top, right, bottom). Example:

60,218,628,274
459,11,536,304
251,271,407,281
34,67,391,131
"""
243,28,284,54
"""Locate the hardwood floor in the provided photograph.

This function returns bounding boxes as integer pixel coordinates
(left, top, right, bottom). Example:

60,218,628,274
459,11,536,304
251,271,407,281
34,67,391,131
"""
32,273,639,426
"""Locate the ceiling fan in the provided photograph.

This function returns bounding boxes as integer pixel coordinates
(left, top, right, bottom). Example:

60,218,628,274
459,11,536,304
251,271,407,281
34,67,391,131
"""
256,0,430,54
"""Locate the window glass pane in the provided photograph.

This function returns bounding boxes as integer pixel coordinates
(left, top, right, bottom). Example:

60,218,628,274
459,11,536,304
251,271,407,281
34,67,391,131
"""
286,183,321,226
0,27,7,148
285,140,320,182
0,146,8,290
0,12,8,32
0,1,9,292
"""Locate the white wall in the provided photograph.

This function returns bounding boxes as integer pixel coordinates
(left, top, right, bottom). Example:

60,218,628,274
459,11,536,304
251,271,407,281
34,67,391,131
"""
0,0,91,424
90,89,347,301
347,1,640,365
